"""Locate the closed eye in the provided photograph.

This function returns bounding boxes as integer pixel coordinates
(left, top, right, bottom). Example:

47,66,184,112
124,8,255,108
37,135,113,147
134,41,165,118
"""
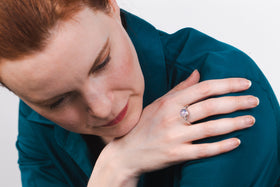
49,97,66,110
88,38,110,75
94,54,111,73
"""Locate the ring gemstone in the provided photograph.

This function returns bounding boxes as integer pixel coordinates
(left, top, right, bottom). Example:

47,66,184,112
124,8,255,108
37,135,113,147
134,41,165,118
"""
180,107,189,121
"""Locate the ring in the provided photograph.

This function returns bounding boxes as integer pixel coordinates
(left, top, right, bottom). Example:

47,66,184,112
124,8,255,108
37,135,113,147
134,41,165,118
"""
180,106,190,122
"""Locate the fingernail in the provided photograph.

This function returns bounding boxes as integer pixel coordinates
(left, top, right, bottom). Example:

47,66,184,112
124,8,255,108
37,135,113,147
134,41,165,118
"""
232,139,241,147
242,79,252,88
235,139,241,146
194,69,199,73
248,97,259,106
244,116,255,126
190,69,198,76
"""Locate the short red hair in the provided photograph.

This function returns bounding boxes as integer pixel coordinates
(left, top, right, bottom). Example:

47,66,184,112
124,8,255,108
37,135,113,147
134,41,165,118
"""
0,0,109,61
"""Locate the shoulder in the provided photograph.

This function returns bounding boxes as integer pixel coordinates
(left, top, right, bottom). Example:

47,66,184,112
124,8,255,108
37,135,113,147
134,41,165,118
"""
158,28,280,186
158,27,280,140
19,100,56,127
160,28,280,118
18,100,56,157
159,28,270,88
17,100,60,164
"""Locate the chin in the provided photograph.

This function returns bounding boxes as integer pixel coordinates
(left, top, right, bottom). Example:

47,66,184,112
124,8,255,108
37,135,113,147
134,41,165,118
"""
111,122,137,139
116,124,135,138
106,112,141,139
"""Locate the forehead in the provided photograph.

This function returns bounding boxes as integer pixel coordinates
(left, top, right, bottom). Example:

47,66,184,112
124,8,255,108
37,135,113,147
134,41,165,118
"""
0,8,110,101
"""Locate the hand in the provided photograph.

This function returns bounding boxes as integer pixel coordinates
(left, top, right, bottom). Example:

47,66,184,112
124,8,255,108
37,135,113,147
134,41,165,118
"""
88,70,259,186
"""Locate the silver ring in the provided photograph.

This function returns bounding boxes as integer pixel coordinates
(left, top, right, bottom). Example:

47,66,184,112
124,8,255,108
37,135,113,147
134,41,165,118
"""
180,106,190,122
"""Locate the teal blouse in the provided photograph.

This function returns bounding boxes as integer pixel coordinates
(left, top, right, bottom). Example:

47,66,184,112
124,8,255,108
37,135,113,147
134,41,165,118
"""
17,10,280,186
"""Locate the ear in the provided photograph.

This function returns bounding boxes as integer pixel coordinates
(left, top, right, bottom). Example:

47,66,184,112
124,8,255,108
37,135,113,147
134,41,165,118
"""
108,0,120,21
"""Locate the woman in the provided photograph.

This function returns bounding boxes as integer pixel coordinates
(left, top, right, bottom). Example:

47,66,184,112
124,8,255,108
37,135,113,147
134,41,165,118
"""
0,0,279,186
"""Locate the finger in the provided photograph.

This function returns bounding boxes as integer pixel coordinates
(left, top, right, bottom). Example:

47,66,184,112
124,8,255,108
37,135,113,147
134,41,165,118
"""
187,95,259,123
185,115,255,142
184,138,241,160
175,78,252,105
168,70,200,94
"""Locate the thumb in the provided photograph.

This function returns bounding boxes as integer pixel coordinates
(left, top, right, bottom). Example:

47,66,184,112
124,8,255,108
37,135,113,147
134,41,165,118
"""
169,70,200,93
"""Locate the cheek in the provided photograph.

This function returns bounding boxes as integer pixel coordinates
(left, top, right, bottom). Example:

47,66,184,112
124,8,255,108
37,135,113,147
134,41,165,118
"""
119,54,135,76
110,53,142,94
113,44,140,81
110,27,141,79
40,107,86,132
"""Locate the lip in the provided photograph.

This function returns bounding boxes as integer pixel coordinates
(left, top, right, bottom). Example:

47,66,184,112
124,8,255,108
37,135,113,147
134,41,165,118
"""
103,102,128,127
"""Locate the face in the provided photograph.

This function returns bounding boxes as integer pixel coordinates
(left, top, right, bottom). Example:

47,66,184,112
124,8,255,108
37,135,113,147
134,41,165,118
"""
0,6,145,140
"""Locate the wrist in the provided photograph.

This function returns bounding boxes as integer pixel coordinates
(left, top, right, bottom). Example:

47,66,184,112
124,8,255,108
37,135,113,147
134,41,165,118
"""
88,143,140,187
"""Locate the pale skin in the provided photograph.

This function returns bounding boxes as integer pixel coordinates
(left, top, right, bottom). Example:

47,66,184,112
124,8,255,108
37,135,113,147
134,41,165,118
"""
0,1,259,186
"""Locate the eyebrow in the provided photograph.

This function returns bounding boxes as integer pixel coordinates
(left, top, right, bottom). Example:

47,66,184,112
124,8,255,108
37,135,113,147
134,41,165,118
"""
31,38,110,106
88,38,110,76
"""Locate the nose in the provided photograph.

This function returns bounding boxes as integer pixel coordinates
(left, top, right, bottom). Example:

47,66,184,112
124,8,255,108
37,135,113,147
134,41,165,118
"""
83,82,113,119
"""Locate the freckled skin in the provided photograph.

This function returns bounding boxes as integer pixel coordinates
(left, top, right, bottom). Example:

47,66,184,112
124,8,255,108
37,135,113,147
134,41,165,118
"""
0,8,145,140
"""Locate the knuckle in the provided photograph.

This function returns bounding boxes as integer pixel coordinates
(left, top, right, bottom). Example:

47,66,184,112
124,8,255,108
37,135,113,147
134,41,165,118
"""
227,78,236,92
196,144,209,158
166,148,179,159
163,131,176,142
233,96,246,108
157,96,172,109
202,100,215,115
235,117,245,129
159,113,174,127
201,123,216,137
198,81,212,96
225,117,239,131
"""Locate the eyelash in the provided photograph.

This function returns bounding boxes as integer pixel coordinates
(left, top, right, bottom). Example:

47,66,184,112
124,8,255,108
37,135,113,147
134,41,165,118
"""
94,54,111,73
49,97,66,110
49,55,111,110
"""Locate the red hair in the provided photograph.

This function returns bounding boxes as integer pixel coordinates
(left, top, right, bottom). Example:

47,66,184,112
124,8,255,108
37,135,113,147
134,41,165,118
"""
0,0,109,61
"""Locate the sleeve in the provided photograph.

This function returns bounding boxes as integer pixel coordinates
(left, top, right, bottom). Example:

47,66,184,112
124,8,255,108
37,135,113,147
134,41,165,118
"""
160,28,280,186
178,49,280,187
17,103,69,187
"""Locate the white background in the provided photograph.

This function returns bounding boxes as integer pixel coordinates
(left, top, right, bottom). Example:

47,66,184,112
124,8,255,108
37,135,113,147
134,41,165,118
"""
0,0,279,186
